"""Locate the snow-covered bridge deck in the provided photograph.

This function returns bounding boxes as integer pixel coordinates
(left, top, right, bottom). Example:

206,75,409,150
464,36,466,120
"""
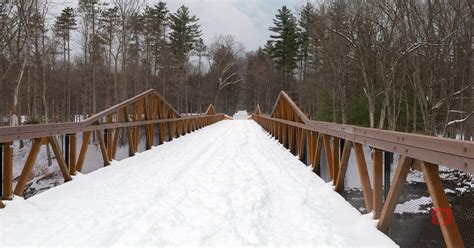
1,120,395,246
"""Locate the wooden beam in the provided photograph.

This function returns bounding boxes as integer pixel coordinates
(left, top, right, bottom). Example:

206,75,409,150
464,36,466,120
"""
312,133,323,173
76,131,92,172
47,136,72,182
378,156,414,232
332,137,340,185
2,142,13,200
14,138,44,196
96,130,111,166
69,134,77,175
322,134,334,179
421,162,464,248
373,148,383,219
111,111,123,159
297,128,304,159
353,143,373,212
335,141,352,193
106,115,113,159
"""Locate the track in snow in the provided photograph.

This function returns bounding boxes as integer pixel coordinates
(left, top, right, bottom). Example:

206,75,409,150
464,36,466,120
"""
1,120,396,246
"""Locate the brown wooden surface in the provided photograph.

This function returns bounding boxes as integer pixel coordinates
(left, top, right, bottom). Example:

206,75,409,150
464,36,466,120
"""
2,142,13,200
47,136,72,182
312,133,323,173
97,130,111,166
421,162,464,248
322,134,334,179
14,138,44,196
69,134,77,175
372,148,383,219
332,137,340,185
76,131,92,172
353,143,373,212
378,156,414,233
335,141,352,193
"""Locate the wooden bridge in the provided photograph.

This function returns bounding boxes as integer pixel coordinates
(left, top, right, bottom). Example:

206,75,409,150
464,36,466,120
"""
0,90,473,247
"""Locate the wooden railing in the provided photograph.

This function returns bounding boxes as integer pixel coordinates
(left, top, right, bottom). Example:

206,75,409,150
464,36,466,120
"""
0,89,225,206
253,91,473,248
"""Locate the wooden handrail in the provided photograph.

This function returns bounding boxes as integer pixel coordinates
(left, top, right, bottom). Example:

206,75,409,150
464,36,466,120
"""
253,91,470,248
0,90,225,201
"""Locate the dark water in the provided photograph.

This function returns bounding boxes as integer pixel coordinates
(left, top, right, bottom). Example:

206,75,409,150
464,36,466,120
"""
343,183,474,248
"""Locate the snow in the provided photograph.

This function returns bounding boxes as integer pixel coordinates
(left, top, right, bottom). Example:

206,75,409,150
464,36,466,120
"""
394,197,432,214
233,110,248,120
0,120,396,247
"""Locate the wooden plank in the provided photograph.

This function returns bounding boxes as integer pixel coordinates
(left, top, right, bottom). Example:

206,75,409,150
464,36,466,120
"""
2,142,13,200
96,130,111,166
322,134,334,179
305,130,313,166
106,115,113,159
335,141,352,193
69,134,77,175
332,137,340,185
297,128,304,159
421,162,464,248
373,148,383,219
14,138,44,196
111,111,122,159
159,123,166,144
47,136,72,182
377,156,414,232
76,131,92,172
312,133,323,173
354,143,373,212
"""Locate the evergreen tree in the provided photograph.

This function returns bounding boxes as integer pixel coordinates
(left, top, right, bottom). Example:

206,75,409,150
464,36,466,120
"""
99,5,119,105
268,6,299,91
54,7,77,120
169,5,202,63
169,5,201,113
298,2,315,80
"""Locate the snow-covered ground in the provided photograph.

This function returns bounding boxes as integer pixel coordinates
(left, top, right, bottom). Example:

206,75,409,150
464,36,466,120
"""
233,110,248,120
0,120,396,247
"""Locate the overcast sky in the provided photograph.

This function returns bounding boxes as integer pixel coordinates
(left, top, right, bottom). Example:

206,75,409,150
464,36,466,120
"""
50,0,306,52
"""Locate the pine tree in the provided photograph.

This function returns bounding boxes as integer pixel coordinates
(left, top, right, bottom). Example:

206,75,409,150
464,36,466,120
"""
268,6,299,91
99,6,119,105
54,7,77,121
169,5,201,113
298,2,315,80
169,5,201,63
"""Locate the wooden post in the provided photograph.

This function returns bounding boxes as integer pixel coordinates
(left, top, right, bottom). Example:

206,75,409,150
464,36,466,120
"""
297,128,304,159
335,141,352,193
97,130,111,166
421,162,464,248
332,137,340,184
373,148,383,219
159,123,166,144
111,112,122,159
2,142,13,200
76,131,92,172
106,115,113,159
378,156,414,232
354,143,373,213
322,134,334,179
69,134,77,175
47,136,72,182
14,138,44,196
312,133,323,173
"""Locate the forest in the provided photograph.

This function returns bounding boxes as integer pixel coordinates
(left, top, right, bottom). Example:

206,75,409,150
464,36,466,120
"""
0,0,472,139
